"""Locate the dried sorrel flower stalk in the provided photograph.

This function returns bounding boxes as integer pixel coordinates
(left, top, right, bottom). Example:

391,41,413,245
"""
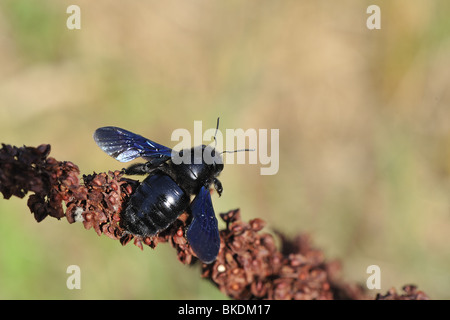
0,143,429,300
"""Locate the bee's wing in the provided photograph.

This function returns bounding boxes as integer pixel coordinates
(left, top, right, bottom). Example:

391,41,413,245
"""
93,126,172,162
186,186,220,264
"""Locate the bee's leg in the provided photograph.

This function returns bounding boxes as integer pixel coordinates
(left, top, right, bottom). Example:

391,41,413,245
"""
123,161,158,176
213,178,223,197
123,163,147,175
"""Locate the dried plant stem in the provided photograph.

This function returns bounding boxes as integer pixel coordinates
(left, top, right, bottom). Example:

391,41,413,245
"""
0,143,429,300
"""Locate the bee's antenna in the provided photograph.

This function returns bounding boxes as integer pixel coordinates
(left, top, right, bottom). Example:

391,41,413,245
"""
214,117,220,149
214,118,255,154
220,148,255,155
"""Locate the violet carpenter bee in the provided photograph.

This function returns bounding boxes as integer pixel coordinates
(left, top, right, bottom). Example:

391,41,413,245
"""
93,119,249,264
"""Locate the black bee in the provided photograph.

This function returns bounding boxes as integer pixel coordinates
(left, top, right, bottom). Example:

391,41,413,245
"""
93,121,227,264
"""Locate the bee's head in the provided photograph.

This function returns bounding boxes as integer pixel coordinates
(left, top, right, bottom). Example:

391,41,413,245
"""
202,144,224,176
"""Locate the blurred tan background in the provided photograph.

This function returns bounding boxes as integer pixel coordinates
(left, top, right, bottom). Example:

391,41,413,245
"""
0,0,449,299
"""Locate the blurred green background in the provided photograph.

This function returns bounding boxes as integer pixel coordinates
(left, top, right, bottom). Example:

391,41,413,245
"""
0,0,449,299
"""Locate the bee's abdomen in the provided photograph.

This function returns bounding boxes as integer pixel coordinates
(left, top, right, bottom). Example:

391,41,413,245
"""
121,174,190,237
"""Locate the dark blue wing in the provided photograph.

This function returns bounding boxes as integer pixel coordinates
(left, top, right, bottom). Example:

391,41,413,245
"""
186,187,220,264
93,126,172,163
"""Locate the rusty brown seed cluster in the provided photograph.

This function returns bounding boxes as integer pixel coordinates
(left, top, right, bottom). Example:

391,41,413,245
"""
0,143,80,222
0,143,429,300
202,209,366,299
375,285,429,300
